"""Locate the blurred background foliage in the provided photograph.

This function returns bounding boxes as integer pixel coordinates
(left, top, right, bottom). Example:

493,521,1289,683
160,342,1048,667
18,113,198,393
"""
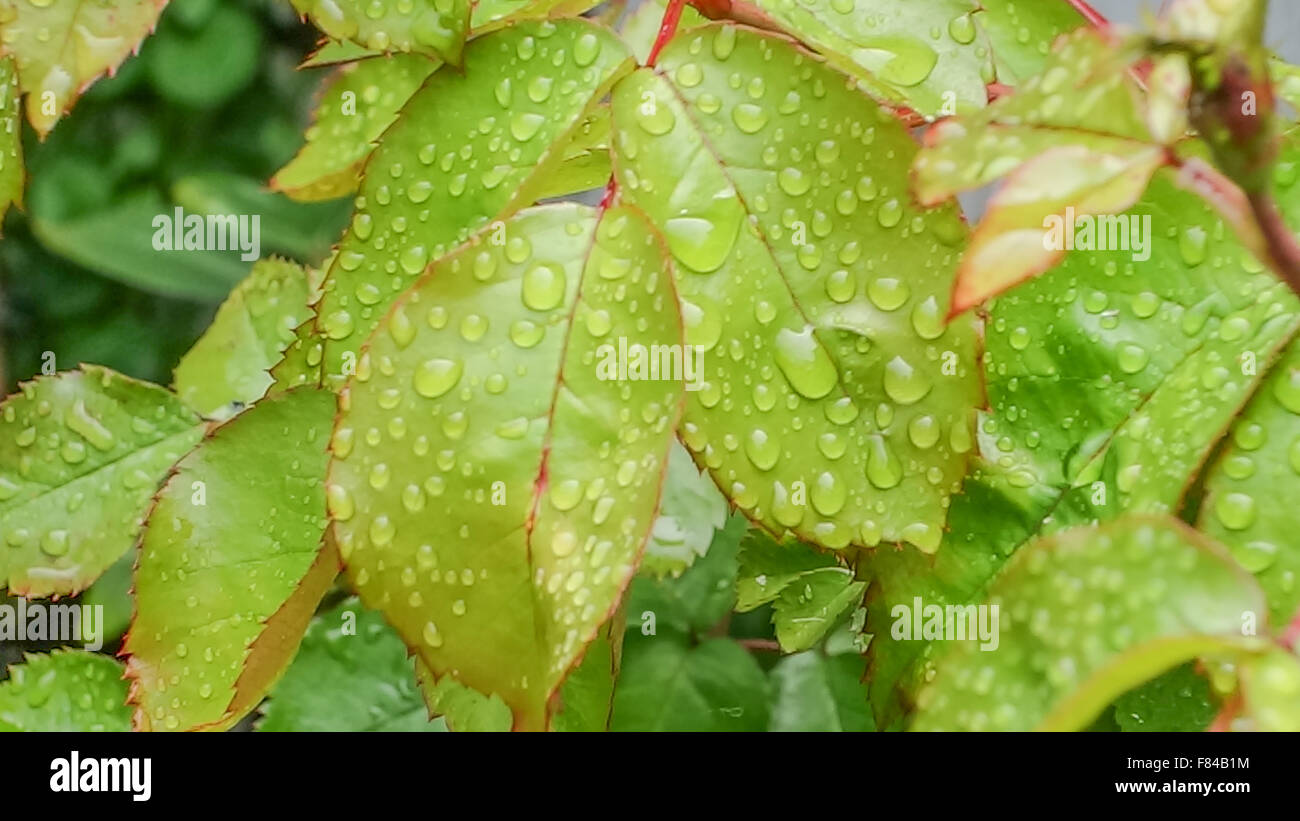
0,0,349,393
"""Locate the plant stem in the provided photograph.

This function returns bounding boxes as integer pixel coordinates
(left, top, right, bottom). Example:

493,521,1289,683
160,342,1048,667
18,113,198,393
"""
647,0,688,66
1066,0,1110,29
1247,191,1300,298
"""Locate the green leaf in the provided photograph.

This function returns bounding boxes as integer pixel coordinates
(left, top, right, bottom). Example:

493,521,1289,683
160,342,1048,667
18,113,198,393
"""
975,0,1085,84
1272,58,1300,114
80,552,136,645
629,513,747,636
124,388,338,731
1198,338,1300,624
259,598,446,732
772,565,865,652
530,105,614,201
1112,663,1216,732
1237,648,1300,731
273,55,439,203
0,366,203,597
312,19,634,382
736,530,863,651
866,161,1300,728
611,24,980,553
415,660,513,731
174,258,323,417
949,142,1168,315
0,651,130,732
736,529,837,611
0,56,21,225
290,0,470,65
470,0,602,32
551,612,622,732
768,651,873,731
913,29,1166,313
747,0,994,118
31,190,248,302
641,440,728,578
911,517,1266,731
329,203,683,731
0,0,169,135
269,314,327,395
302,38,384,68
611,637,769,731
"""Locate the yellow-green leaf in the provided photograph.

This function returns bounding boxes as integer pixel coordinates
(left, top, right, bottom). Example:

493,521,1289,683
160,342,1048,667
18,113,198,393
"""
124,388,338,731
912,517,1267,731
329,203,682,730
0,0,169,136
312,19,633,383
0,55,21,223
611,24,980,553
0,366,203,597
174,258,323,417
273,54,439,203
290,0,470,65
0,650,130,732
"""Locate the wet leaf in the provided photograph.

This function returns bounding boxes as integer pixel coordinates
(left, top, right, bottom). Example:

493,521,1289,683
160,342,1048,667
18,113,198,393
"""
124,388,338,731
913,29,1167,314
771,565,865,652
865,163,1300,728
768,650,873,731
1199,337,1300,624
531,106,613,201
641,440,728,577
415,659,513,731
174,258,323,417
470,0,602,32
0,56,21,225
290,0,470,65
0,366,204,597
0,0,168,136
550,612,623,732
912,517,1266,731
259,598,447,732
951,143,1168,316
1112,663,1216,732
748,0,994,118
273,55,439,203
312,19,633,383
736,529,838,611
611,637,769,731
329,204,683,731
0,650,130,732
302,38,383,68
630,512,746,636
975,0,1085,84
612,24,980,553
1272,58,1300,114
1236,648,1300,731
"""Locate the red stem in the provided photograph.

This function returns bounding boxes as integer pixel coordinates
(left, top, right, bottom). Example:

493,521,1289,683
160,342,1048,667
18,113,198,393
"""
599,177,618,209
1066,0,1110,29
647,0,687,67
